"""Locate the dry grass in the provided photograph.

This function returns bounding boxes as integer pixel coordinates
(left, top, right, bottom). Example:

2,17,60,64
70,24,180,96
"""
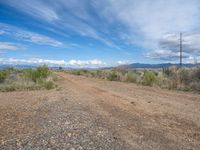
68,66,200,93
0,66,57,92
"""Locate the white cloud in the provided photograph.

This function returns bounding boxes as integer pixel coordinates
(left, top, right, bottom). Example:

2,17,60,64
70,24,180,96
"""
99,0,200,61
146,33,200,62
0,23,63,47
68,59,104,66
103,0,199,40
0,42,24,51
0,58,106,68
117,60,130,65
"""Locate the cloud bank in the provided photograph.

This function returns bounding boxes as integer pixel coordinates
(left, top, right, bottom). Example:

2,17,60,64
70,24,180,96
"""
146,33,200,63
0,58,106,68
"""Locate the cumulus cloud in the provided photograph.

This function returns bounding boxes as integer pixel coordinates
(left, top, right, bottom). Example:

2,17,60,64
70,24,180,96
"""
0,23,63,47
98,0,200,62
0,58,106,68
146,33,200,63
117,60,130,65
103,0,199,40
67,59,105,66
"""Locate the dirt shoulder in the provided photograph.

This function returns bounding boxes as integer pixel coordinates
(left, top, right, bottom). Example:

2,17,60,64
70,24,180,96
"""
0,72,200,149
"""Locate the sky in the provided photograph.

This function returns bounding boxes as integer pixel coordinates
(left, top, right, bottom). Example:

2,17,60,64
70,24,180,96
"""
0,0,200,68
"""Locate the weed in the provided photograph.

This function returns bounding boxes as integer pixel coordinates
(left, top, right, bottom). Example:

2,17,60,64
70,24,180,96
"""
142,71,157,86
0,66,56,92
125,71,137,83
0,70,8,83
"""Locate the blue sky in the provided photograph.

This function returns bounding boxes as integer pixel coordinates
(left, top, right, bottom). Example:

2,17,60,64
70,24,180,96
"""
0,0,200,67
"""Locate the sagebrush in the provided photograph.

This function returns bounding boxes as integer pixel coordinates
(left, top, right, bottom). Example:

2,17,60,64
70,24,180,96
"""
0,66,56,92
69,66,200,93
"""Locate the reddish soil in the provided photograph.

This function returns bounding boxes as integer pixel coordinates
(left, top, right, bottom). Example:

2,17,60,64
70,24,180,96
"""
0,72,200,149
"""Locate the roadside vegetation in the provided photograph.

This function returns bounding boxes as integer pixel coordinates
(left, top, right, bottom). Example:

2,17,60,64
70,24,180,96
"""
68,66,200,93
0,66,57,92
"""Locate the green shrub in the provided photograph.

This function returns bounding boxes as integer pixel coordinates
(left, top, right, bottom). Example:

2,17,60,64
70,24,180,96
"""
180,69,190,85
0,84,16,92
0,66,56,92
71,70,81,75
190,81,200,92
142,71,157,86
0,70,8,83
36,65,50,78
163,66,178,77
191,67,200,81
43,81,55,90
69,67,200,93
23,65,50,82
96,70,107,79
107,70,120,81
162,67,171,76
125,71,137,83
0,82,41,92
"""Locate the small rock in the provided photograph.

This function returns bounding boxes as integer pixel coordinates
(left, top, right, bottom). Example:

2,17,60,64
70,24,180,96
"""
77,146,83,150
67,133,72,137
131,101,136,105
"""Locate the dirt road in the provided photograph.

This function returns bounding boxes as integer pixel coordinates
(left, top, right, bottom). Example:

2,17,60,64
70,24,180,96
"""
0,72,200,149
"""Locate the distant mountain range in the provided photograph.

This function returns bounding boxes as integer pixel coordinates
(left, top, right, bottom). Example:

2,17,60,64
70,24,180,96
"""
117,63,200,69
0,64,36,69
0,63,199,70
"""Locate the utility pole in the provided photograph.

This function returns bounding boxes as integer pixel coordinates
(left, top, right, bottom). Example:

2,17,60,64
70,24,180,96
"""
180,32,183,67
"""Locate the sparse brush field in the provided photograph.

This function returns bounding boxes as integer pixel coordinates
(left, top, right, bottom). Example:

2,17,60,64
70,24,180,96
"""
0,66,57,92
68,66,200,93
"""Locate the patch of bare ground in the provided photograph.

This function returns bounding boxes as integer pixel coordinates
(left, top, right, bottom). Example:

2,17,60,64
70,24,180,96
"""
0,72,200,149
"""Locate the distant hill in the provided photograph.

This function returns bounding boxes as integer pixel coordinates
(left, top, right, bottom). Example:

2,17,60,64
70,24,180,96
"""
0,63,199,70
117,63,200,69
0,64,36,69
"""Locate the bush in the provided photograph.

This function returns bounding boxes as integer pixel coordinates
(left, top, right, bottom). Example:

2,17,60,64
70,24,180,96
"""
0,70,8,83
72,70,81,75
162,67,171,76
142,71,157,86
125,71,137,83
180,69,190,85
190,81,200,92
163,66,178,77
36,80,55,90
44,81,55,89
191,67,200,81
23,65,50,82
36,65,50,78
0,82,41,92
107,70,120,81
69,67,200,93
0,66,56,92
